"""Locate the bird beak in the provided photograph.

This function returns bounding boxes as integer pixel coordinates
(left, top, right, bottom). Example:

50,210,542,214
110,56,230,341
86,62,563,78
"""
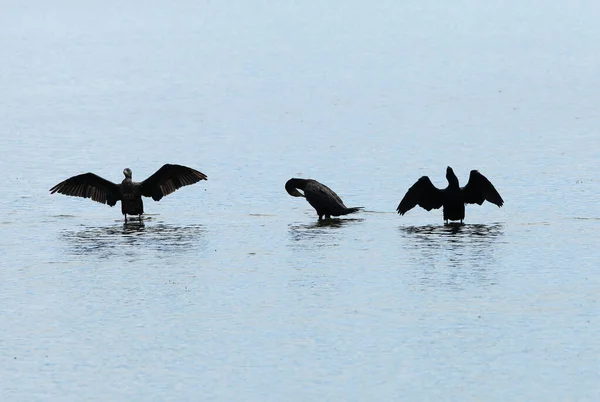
293,190,305,198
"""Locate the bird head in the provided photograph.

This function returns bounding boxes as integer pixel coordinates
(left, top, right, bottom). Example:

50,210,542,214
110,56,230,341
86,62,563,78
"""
123,168,132,179
446,166,459,186
285,179,306,197
289,189,304,197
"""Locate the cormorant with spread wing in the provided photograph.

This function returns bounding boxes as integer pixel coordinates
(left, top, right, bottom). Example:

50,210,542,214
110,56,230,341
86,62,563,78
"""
285,178,362,220
50,164,207,222
396,167,503,223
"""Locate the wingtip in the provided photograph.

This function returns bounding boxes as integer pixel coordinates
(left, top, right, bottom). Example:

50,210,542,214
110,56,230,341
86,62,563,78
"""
192,169,208,181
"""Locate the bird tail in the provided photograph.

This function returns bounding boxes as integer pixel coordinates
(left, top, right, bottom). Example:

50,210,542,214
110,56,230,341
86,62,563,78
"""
342,207,363,215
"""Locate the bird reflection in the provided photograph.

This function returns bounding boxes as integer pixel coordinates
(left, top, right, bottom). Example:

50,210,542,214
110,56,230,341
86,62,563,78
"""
121,218,146,232
399,223,504,289
304,218,355,229
288,218,363,248
61,222,206,258
402,222,504,238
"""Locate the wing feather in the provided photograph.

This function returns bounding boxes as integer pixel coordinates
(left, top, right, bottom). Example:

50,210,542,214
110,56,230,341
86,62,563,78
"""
462,170,504,207
140,164,207,201
397,176,444,215
304,180,352,216
49,173,120,206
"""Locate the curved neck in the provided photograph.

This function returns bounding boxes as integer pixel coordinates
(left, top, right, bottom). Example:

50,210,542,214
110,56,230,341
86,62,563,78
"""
285,178,308,195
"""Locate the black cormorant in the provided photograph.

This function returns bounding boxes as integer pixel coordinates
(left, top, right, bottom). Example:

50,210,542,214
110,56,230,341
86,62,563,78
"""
396,167,503,223
50,164,207,222
285,178,362,220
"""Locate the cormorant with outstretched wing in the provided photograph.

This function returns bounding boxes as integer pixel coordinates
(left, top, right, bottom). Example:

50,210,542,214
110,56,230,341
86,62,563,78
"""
50,164,207,222
397,167,503,223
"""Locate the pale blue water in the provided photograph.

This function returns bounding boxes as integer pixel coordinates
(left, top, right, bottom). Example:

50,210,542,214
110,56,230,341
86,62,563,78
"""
1,1,600,401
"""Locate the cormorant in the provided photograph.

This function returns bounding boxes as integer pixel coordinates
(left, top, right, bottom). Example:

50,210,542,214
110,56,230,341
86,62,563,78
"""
285,178,362,220
50,164,207,222
396,167,503,223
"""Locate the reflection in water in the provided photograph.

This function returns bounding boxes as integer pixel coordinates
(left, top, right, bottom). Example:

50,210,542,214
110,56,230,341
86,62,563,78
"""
400,223,504,289
288,218,363,248
61,221,206,259
402,222,504,238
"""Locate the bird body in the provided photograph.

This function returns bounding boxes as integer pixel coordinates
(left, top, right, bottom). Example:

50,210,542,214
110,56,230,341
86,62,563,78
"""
285,178,362,220
442,186,465,222
50,164,207,222
397,167,503,223
119,170,144,216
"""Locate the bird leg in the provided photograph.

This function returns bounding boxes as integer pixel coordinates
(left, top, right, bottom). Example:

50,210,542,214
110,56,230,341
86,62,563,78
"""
124,214,128,223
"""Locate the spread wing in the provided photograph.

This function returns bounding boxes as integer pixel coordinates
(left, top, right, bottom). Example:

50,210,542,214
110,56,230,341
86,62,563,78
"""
140,164,207,201
49,173,121,206
396,176,444,215
462,170,504,207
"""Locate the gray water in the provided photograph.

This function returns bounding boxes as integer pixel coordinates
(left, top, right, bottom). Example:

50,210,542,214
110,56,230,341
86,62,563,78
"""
2,1,600,401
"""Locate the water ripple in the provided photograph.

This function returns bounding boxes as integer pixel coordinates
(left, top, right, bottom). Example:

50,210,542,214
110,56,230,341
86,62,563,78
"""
287,218,364,248
60,222,207,259
399,223,504,289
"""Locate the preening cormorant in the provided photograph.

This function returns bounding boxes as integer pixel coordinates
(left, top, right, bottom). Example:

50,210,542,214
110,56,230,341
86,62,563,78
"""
396,167,503,223
285,178,362,220
50,164,207,222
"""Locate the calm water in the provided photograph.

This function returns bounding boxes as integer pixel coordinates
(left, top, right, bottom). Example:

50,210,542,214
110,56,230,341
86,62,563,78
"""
2,1,600,400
